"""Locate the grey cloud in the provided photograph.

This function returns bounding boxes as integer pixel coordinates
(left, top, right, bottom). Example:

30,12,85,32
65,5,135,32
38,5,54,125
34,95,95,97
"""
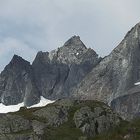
0,0,140,71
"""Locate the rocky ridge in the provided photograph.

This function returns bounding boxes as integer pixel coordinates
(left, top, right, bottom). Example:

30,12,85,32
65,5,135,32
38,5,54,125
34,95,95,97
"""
0,99,121,140
0,35,101,105
72,23,140,104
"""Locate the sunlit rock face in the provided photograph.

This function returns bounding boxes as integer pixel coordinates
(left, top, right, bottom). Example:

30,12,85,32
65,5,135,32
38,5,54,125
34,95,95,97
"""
72,23,140,104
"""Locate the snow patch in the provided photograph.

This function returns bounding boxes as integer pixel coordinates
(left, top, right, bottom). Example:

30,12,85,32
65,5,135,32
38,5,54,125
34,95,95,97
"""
0,102,24,113
28,96,54,108
134,82,140,86
0,96,54,113
76,52,79,55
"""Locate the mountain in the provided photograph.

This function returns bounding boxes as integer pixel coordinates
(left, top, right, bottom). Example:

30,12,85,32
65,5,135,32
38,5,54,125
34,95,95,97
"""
0,99,121,140
1,21,140,140
1,23,140,120
0,36,101,106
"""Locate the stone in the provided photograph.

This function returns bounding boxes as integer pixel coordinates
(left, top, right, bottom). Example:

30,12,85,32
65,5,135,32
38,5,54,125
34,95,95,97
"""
73,105,120,137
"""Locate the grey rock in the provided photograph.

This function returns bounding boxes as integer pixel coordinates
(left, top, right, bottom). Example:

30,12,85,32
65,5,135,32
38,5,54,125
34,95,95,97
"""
73,105,120,137
111,91,140,120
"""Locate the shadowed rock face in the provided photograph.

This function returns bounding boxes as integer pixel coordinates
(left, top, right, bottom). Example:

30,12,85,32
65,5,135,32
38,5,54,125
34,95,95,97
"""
32,36,101,100
72,23,140,104
0,55,40,106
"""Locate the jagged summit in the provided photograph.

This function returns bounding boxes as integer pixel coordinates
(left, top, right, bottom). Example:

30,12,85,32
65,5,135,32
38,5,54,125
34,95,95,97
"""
33,36,99,65
49,36,98,65
1,55,31,75
64,35,86,48
10,54,30,66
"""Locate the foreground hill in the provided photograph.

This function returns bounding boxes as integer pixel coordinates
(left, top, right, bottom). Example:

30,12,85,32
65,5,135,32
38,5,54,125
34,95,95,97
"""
0,99,120,140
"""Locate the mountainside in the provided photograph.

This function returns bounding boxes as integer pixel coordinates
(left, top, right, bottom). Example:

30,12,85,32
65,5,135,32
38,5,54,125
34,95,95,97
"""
0,99,121,140
72,23,140,104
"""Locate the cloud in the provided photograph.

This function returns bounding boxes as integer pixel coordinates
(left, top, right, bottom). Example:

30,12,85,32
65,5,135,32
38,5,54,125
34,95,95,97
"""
0,0,140,71
0,37,37,71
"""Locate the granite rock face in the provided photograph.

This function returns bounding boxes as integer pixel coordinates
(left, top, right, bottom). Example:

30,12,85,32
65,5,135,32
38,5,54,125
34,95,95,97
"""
0,99,121,140
72,23,140,104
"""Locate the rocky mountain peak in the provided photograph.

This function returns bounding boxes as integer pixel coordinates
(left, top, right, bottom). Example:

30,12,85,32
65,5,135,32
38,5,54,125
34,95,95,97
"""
48,36,99,65
64,35,86,48
9,55,30,68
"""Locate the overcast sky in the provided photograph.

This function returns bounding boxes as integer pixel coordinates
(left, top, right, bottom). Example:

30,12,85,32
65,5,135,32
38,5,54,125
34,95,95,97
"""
0,0,140,71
